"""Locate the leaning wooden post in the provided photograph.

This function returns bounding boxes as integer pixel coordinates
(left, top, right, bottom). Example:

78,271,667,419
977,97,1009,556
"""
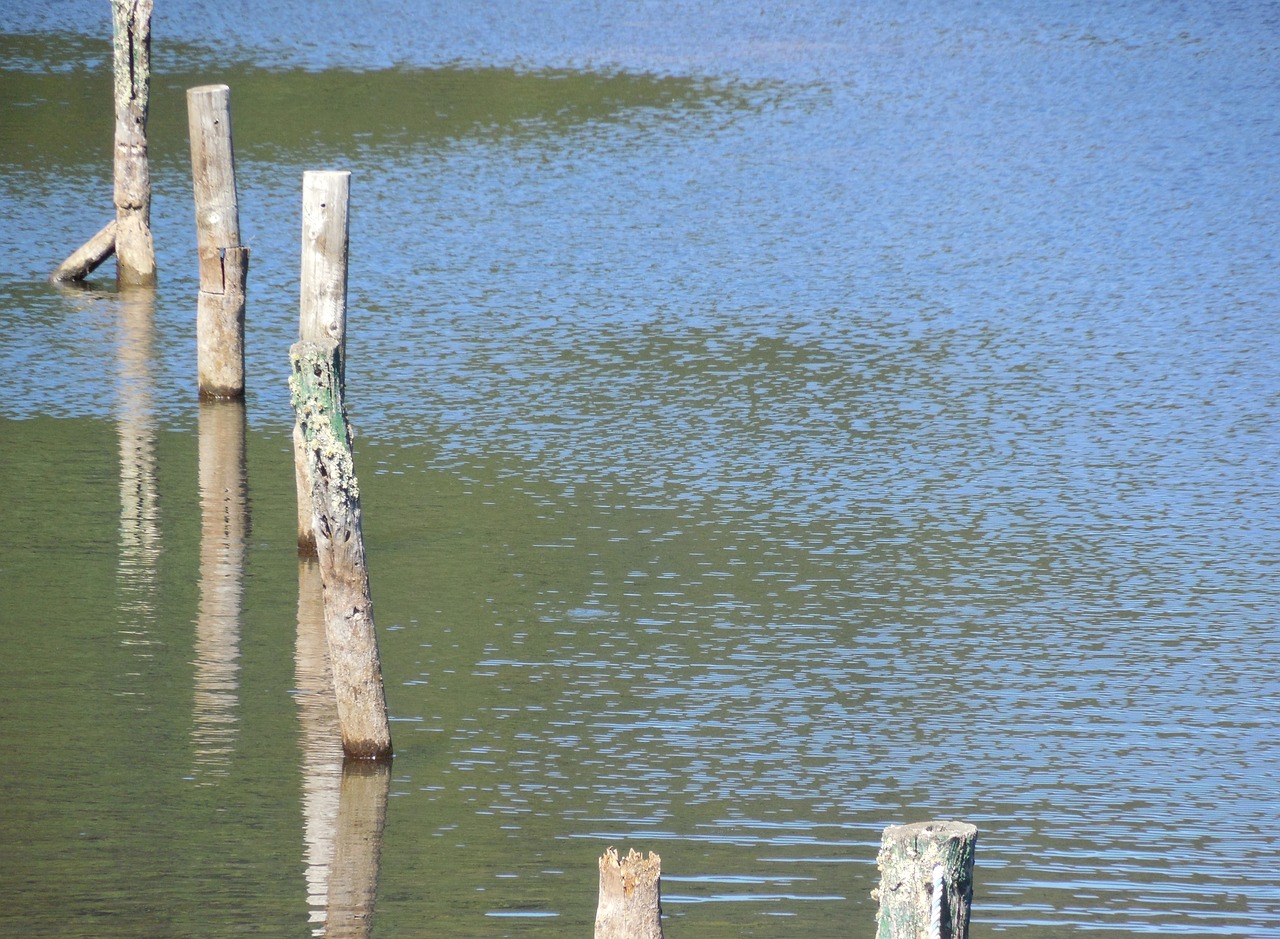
111,0,156,286
595,848,663,939
188,84,249,398
874,820,977,939
289,338,392,762
295,170,351,554
50,220,118,283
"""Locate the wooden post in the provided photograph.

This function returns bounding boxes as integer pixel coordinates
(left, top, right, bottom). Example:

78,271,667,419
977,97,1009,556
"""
595,848,663,939
189,84,249,399
111,0,156,286
874,820,977,939
50,220,117,283
295,170,351,554
299,171,351,352
289,338,392,762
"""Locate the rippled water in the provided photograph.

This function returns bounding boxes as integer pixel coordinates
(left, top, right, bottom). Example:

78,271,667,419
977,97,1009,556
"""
2,1,1279,936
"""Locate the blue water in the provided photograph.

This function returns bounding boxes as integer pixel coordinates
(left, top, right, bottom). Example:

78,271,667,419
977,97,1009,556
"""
2,1,1279,936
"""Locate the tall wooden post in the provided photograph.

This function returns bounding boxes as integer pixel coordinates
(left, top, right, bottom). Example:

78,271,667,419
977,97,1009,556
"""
189,84,249,398
111,0,156,286
595,848,663,939
295,170,351,554
289,338,392,762
874,821,977,939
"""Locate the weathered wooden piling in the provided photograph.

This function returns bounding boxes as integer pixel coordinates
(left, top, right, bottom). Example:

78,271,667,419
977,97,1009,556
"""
289,337,392,762
874,820,977,939
111,0,156,286
299,171,352,352
295,170,352,554
595,848,663,939
51,0,155,284
188,84,249,398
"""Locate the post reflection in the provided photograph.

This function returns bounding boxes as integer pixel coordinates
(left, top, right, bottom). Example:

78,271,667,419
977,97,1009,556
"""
295,562,386,936
191,399,249,782
325,761,390,939
296,559,390,937
115,286,160,667
297,558,344,933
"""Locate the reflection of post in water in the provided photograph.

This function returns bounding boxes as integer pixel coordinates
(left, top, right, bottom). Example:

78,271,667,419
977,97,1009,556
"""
296,560,390,938
115,287,160,667
325,761,390,939
297,558,344,934
191,399,249,781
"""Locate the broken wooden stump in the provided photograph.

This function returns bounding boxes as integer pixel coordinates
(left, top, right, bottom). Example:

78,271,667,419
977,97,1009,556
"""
595,847,663,939
874,820,977,939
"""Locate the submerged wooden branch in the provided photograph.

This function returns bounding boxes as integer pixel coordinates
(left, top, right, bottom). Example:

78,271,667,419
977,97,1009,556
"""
50,220,117,283
289,338,392,762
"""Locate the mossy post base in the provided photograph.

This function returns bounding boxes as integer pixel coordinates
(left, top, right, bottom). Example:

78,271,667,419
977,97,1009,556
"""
290,338,391,762
874,820,977,939
595,848,663,939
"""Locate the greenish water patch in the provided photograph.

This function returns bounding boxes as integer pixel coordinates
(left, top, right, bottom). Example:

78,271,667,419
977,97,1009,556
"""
1,30,761,174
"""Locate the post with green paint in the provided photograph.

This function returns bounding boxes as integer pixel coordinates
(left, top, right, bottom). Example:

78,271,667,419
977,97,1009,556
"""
289,338,392,762
873,820,977,939
294,170,352,554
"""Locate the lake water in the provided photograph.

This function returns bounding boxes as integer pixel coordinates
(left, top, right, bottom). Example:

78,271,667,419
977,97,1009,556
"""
2,1,1278,936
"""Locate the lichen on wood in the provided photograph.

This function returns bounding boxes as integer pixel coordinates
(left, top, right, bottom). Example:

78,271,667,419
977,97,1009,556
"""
289,338,391,762
874,820,976,939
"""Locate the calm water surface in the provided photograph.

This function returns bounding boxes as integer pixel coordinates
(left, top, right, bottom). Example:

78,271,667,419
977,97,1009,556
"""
2,1,1278,936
